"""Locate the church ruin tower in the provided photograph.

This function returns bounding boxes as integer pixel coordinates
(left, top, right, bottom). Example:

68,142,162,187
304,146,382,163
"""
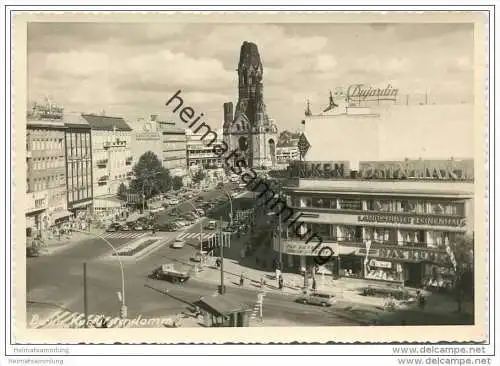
223,41,278,169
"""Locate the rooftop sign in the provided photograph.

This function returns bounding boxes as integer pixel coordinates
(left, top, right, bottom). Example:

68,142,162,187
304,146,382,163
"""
347,84,399,102
358,159,474,181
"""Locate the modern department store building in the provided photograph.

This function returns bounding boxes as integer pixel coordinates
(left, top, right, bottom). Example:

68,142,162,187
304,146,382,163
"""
273,95,474,288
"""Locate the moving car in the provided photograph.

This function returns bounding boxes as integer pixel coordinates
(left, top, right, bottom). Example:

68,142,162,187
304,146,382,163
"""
133,224,144,231
120,224,131,231
157,223,177,232
171,239,186,249
151,263,190,283
296,292,336,307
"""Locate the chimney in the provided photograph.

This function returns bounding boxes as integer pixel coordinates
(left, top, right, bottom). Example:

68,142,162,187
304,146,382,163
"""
223,102,233,126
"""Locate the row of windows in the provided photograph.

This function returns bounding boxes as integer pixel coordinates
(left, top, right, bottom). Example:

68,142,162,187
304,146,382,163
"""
292,197,465,216
284,223,457,249
29,174,65,192
30,156,65,171
69,187,92,203
29,136,64,151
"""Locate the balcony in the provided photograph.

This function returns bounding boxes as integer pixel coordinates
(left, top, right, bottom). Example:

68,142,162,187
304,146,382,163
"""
97,159,108,167
103,139,127,149
97,175,109,185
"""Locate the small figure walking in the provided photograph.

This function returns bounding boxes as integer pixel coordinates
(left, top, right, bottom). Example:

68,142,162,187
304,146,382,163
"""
240,273,245,287
279,275,284,290
215,258,221,269
312,278,317,292
260,276,265,289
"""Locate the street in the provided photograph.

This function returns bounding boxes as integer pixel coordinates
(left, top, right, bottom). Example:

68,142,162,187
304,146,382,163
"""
27,186,361,328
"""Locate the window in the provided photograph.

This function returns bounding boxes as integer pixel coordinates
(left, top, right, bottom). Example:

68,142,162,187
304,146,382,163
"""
365,227,396,245
338,226,362,242
428,231,455,249
399,230,426,247
338,198,362,210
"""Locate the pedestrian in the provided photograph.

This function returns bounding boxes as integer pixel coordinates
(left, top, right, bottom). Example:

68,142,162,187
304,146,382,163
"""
215,258,221,269
260,276,265,289
240,273,244,287
312,278,317,292
279,275,284,290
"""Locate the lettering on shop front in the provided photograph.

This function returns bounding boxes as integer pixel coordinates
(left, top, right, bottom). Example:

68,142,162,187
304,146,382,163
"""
283,242,336,257
357,214,466,227
378,247,449,265
288,161,350,178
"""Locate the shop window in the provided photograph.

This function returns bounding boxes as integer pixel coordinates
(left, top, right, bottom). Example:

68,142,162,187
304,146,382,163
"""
424,264,455,290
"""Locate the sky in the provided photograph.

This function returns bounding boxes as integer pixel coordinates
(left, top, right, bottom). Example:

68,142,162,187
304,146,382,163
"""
28,22,474,133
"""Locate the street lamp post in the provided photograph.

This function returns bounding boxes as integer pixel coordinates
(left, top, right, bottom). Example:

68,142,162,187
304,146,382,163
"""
216,186,233,295
74,229,127,319
183,199,204,267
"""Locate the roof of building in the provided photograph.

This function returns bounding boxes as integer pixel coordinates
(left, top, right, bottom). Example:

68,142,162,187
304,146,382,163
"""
63,113,91,128
81,114,132,131
195,294,249,316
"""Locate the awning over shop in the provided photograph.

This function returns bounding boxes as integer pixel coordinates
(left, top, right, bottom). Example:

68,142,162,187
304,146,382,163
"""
93,197,125,209
51,210,73,222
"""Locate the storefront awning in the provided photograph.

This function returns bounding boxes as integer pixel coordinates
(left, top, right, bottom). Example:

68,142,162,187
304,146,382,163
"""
51,210,73,222
94,197,125,209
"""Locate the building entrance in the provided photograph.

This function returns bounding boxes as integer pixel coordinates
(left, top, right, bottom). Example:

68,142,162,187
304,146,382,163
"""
405,262,423,287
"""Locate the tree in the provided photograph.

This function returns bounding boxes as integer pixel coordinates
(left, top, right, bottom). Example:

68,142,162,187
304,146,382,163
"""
117,182,127,201
172,176,183,191
449,233,474,313
191,169,206,185
129,151,172,199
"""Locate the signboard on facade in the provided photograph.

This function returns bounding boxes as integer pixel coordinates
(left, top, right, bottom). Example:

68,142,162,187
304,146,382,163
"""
357,214,466,228
358,159,474,180
358,246,450,266
288,161,350,178
281,240,338,257
369,259,392,269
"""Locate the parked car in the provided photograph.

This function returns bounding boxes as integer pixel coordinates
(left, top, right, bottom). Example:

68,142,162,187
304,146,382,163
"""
171,239,186,249
204,220,217,230
296,292,336,307
106,225,119,232
27,246,41,258
133,224,144,231
120,224,131,231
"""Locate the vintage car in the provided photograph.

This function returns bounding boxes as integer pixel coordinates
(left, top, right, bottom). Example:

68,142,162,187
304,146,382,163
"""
296,292,336,307
151,263,190,283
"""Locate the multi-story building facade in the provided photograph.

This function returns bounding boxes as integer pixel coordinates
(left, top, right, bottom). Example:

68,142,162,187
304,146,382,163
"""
64,114,93,217
276,144,299,165
26,102,70,238
132,115,163,162
158,121,187,174
81,114,133,218
271,92,475,289
186,128,223,169
278,159,474,288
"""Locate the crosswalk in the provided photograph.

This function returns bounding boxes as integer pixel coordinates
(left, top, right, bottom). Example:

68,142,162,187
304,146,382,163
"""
176,231,232,248
100,232,147,240
176,232,216,241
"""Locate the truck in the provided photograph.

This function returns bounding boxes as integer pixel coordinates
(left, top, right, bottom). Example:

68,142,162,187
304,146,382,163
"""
151,263,190,284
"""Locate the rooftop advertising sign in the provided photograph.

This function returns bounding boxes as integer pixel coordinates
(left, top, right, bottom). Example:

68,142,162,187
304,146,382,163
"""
358,159,474,181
